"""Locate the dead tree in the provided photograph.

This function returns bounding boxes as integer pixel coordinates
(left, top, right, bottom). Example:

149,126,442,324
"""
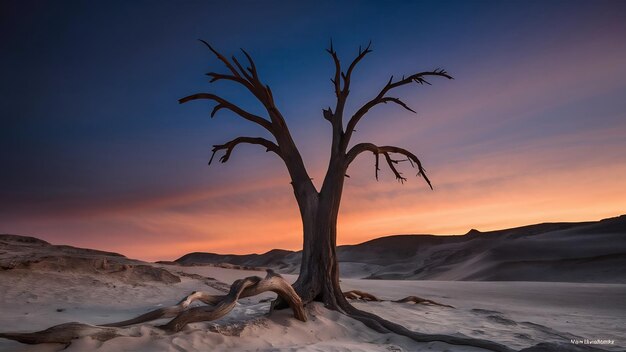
0,42,516,352
179,41,512,352
182,41,449,307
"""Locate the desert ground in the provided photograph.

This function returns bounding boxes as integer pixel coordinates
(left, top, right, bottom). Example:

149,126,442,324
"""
0,227,624,351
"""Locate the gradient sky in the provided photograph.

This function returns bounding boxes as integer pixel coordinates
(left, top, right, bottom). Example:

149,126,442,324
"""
1,0,625,261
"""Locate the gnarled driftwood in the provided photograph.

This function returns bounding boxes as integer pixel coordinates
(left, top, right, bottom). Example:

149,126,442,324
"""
0,270,305,345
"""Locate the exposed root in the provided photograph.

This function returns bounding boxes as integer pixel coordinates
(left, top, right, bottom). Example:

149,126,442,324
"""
335,293,513,352
160,270,306,332
343,290,454,308
102,290,222,327
0,269,305,345
330,290,514,352
0,323,124,345
1,272,516,351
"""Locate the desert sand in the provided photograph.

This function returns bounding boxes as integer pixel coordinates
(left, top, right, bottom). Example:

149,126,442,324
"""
0,232,624,351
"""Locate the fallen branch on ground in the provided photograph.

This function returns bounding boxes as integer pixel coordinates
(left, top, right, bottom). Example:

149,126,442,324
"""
393,295,455,308
343,290,381,301
343,290,454,308
0,270,305,345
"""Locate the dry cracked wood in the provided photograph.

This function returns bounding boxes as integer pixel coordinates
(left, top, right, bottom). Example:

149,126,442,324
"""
0,270,305,345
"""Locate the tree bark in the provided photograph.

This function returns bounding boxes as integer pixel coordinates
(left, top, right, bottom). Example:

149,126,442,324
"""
291,158,348,309
291,204,342,307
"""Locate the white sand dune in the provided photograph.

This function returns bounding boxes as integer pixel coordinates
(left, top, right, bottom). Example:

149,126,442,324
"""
1,234,624,351
177,215,626,283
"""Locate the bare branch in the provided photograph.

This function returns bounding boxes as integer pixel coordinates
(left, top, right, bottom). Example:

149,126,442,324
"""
197,42,285,126
342,41,372,93
326,40,342,98
209,137,281,164
323,107,334,122
344,69,452,146
387,68,452,90
192,42,315,196
379,97,416,114
346,143,432,188
199,40,256,91
232,55,255,83
240,48,259,80
264,84,276,106
375,152,380,181
204,72,251,89
383,152,407,183
179,93,273,133
324,41,373,125
199,40,241,78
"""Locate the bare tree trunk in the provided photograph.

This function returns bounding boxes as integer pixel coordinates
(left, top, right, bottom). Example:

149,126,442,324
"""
292,206,341,307
292,159,347,309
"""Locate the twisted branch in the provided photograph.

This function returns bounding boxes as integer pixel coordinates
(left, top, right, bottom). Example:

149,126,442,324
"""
346,143,432,188
199,40,246,82
379,96,416,113
344,69,452,146
326,41,373,98
179,93,273,133
326,40,342,99
342,41,372,95
0,270,305,345
187,42,290,132
102,291,222,328
184,41,315,197
324,41,373,126
209,137,281,164
162,270,306,332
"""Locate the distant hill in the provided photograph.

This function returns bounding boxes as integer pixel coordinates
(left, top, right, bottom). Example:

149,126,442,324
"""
176,215,626,283
0,234,180,284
